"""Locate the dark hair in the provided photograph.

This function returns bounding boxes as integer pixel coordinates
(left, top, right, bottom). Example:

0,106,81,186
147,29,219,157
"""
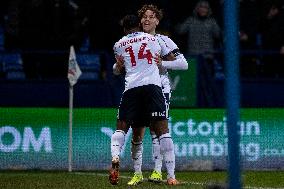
120,14,139,31
194,0,212,17
138,4,163,21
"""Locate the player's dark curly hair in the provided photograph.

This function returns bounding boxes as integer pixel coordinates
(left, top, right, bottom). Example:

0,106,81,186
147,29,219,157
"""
137,4,163,21
120,14,139,30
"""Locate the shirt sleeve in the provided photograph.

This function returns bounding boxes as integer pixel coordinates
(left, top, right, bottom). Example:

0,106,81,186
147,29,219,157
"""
161,53,188,70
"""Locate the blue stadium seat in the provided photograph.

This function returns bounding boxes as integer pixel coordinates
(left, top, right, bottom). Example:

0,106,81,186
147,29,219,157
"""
76,53,101,80
2,53,26,80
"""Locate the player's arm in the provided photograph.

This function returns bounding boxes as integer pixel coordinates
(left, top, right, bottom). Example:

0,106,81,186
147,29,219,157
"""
157,35,188,70
160,49,188,70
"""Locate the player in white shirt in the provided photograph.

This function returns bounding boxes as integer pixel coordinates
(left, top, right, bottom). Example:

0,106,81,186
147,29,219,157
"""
137,4,188,185
109,14,174,186
112,5,188,186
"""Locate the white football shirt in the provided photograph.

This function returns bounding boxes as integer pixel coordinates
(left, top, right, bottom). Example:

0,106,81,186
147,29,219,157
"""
155,34,181,94
113,32,162,91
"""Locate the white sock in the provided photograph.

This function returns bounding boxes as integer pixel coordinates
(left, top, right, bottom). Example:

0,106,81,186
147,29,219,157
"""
111,130,125,158
131,140,143,174
151,134,162,173
159,133,175,179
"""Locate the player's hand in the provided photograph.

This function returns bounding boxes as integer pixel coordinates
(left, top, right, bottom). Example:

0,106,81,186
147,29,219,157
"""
154,53,162,68
115,55,125,72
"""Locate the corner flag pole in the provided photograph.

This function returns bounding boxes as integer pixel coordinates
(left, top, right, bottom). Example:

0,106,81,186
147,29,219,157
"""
67,46,82,172
68,84,73,172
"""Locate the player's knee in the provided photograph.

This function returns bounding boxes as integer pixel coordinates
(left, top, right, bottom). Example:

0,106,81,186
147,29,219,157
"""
116,120,129,132
152,120,169,137
132,135,143,143
111,130,125,142
149,127,155,134
132,127,145,142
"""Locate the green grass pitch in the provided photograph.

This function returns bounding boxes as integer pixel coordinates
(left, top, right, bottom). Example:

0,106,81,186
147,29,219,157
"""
0,171,283,189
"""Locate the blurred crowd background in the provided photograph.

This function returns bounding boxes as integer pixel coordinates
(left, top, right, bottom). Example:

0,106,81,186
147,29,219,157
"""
0,0,283,107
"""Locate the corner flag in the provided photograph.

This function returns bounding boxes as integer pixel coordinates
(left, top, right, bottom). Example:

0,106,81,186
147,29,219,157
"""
68,46,82,86
67,45,82,172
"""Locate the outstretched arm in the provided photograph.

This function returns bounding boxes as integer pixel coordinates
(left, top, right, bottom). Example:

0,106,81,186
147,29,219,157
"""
156,35,188,71
161,55,188,70
160,51,188,70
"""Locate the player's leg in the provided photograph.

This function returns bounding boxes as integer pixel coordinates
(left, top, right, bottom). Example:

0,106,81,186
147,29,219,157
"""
148,128,163,182
149,92,170,182
111,120,129,159
148,86,178,185
109,89,135,185
109,120,129,185
151,120,178,185
127,90,149,185
128,126,145,186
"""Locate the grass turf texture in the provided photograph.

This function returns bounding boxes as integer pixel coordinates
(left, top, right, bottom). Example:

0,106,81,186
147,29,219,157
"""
0,171,283,189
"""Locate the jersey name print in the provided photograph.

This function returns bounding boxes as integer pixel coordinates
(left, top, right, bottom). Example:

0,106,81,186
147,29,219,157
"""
117,35,156,48
114,32,162,91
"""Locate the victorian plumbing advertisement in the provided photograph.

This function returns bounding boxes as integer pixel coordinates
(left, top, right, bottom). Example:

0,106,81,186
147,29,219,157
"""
0,108,283,170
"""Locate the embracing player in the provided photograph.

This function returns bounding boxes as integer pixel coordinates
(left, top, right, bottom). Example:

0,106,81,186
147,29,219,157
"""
112,4,188,186
109,14,175,185
136,4,188,184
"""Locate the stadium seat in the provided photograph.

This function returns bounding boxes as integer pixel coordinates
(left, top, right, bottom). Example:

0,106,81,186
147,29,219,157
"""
2,53,26,80
76,53,101,80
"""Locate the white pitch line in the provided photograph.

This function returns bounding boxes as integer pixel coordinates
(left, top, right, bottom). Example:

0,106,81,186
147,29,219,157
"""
245,187,284,189
73,172,284,189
